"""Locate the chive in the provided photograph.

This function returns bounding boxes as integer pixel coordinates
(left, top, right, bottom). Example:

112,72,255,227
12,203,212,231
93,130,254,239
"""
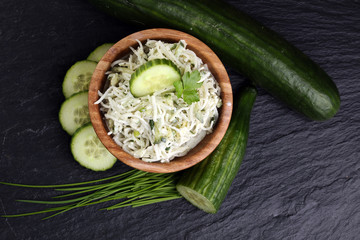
170,43,177,50
149,120,154,130
1,170,181,219
134,130,140,137
0,170,135,188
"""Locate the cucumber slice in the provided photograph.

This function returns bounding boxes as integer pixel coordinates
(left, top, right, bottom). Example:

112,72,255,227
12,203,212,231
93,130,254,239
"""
130,59,181,97
62,60,97,98
59,91,90,135
71,123,117,171
87,43,114,62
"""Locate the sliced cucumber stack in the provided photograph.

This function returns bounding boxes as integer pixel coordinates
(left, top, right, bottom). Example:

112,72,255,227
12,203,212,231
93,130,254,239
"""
130,59,181,97
59,44,118,171
71,123,117,171
62,60,97,98
87,43,114,62
59,91,90,135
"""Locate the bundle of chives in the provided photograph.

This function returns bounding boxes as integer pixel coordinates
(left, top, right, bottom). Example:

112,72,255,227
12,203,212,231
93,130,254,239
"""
1,170,182,220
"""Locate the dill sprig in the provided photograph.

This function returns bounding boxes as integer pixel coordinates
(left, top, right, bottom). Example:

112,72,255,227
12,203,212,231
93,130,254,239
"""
1,170,182,220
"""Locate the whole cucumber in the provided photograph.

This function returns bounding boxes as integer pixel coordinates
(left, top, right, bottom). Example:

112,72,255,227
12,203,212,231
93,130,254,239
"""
176,87,257,213
88,0,340,121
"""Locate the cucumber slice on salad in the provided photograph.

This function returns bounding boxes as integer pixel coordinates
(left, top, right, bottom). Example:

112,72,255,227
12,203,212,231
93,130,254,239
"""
59,91,90,135
71,123,117,171
87,43,114,62
130,59,181,97
62,60,97,98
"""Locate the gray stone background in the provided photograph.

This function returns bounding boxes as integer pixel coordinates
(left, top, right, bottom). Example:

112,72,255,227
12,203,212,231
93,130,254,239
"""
1,0,359,239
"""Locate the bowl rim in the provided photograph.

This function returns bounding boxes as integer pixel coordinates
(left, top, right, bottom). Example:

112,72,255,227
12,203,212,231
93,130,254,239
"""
88,28,233,173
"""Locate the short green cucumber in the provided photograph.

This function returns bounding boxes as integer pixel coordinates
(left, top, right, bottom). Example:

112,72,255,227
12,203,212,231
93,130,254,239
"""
87,43,114,62
130,59,181,97
176,87,257,213
71,123,117,171
89,0,340,121
62,60,97,98
59,91,90,135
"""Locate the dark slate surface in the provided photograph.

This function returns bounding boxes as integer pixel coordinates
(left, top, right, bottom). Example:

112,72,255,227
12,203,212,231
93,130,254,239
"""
1,0,359,239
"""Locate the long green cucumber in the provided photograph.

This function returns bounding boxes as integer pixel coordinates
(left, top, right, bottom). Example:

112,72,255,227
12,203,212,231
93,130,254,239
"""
176,87,257,213
88,0,340,121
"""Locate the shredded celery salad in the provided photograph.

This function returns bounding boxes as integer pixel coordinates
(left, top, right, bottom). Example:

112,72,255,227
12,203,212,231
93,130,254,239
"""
95,39,222,162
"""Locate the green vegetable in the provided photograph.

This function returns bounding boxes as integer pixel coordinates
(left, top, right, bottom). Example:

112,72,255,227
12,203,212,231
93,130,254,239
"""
71,123,117,171
89,0,340,121
130,59,181,97
87,43,114,62
59,91,90,135
174,70,202,105
0,44,181,220
62,60,97,98
149,119,154,130
1,170,181,219
176,87,257,213
134,130,140,137
3,86,257,218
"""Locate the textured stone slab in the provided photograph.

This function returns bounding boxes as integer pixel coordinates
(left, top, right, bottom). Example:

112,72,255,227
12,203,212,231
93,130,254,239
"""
0,1,359,239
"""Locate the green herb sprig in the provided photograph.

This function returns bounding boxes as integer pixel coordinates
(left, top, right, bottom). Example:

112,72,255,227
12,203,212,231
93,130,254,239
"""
1,170,181,220
174,70,203,105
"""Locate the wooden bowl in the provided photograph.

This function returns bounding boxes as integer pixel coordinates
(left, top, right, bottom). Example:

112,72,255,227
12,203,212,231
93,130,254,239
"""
88,28,232,173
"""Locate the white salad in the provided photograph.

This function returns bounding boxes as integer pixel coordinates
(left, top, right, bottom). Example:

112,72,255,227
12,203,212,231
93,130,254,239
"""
95,39,222,162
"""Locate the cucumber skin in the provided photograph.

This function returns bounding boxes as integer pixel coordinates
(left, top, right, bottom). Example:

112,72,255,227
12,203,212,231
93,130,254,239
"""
88,0,340,121
176,87,257,213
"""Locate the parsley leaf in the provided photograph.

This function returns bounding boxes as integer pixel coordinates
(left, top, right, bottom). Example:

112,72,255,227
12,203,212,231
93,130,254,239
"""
173,80,184,98
183,89,200,104
183,71,202,90
173,70,203,105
